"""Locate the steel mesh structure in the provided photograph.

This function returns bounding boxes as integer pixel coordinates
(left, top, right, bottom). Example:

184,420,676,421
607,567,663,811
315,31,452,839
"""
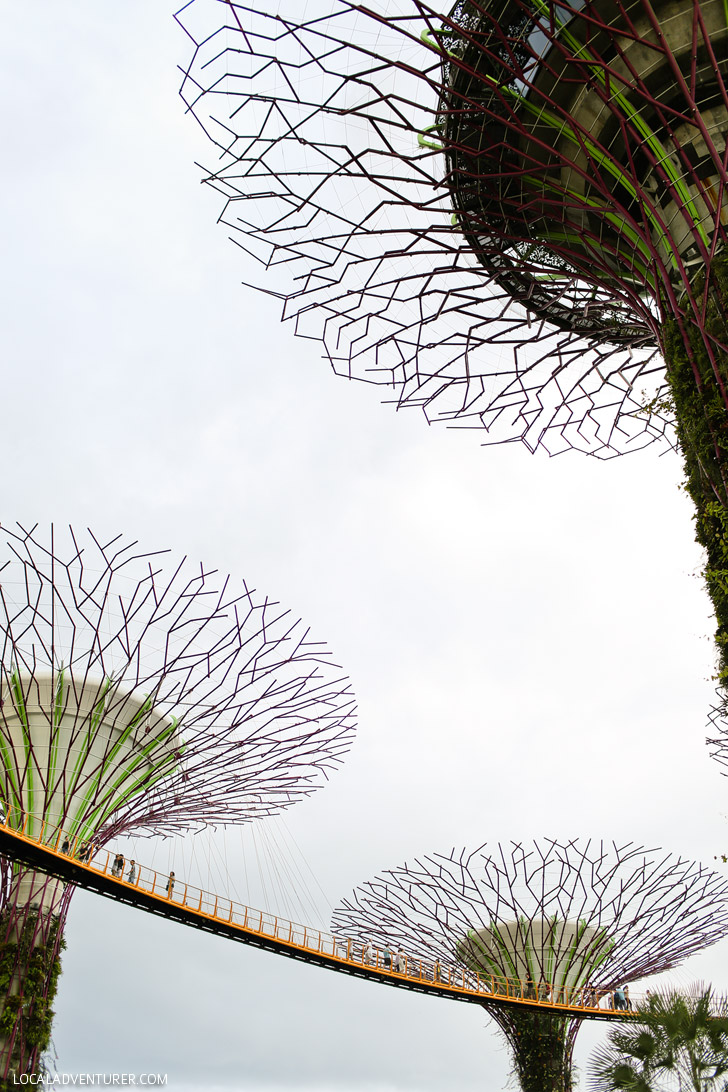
178,0,728,744
331,839,728,1092
175,0,728,457
0,522,356,1078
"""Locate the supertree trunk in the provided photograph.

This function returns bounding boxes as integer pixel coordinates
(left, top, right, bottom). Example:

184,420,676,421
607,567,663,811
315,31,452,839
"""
485,1006,577,1092
0,523,357,1078
0,868,68,1081
661,255,728,689
332,840,728,1092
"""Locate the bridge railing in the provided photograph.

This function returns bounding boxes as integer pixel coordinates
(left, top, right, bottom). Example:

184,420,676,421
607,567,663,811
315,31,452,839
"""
0,806,635,1015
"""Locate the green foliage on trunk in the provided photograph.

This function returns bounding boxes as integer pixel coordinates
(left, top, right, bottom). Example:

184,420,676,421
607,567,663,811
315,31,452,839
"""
662,255,728,691
502,1010,573,1092
0,909,65,1080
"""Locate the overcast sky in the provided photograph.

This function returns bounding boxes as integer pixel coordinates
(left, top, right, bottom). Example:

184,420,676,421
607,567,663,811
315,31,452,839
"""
2,2,728,1090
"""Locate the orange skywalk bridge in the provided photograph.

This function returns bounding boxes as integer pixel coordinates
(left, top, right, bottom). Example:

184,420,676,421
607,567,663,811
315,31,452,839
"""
0,812,635,1022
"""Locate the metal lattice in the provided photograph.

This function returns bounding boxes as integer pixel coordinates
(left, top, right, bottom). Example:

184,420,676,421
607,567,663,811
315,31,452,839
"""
0,522,357,840
0,522,357,1076
331,840,728,986
332,839,728,1090
177,0,728,456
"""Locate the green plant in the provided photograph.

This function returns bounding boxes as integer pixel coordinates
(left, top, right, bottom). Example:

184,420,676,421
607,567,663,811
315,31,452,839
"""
662,255,728,693
589,986,728,1091
487,1005,575,1092
0,905,65,1079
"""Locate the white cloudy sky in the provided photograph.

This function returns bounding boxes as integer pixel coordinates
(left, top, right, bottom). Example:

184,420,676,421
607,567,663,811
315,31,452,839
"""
2,2,728,1090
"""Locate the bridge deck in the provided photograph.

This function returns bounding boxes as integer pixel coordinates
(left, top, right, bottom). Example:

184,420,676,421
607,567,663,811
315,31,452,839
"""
0,817,635,1021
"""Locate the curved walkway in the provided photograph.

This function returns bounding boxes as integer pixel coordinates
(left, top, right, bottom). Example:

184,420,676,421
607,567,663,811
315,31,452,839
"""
0,813,636,1021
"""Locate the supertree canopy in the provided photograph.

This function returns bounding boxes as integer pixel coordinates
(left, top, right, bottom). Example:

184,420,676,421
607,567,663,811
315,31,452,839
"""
0,523,356,1079
331,839,728,1092
177,0,728,729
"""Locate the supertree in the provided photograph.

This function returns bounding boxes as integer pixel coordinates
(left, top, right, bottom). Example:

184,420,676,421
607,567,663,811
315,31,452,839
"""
331,839,728,1092
177,0,728,700
0,522,356,1080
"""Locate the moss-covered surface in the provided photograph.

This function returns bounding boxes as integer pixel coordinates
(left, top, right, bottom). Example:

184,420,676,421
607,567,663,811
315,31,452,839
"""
488,1006,575,1092
0,907,65,1086
662,255,728,694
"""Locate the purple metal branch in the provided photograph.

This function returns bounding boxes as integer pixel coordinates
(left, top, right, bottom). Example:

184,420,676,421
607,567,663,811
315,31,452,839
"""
332,840,728,985
0,522,357,839
177,0,728,454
